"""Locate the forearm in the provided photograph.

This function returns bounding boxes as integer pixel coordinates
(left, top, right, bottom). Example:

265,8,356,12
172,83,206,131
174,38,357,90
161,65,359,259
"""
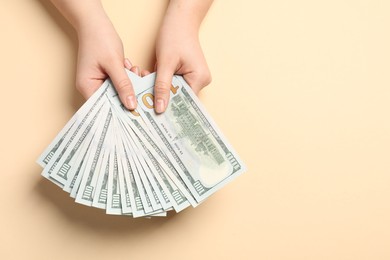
49,0,112,36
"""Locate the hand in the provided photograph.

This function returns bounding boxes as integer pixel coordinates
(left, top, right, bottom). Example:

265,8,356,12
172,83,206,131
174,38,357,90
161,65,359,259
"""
153,0,213,113
76,17,137,110
124,59,151,77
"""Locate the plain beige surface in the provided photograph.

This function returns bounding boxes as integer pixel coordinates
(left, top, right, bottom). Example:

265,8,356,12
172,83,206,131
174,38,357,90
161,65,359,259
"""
1,0,390,259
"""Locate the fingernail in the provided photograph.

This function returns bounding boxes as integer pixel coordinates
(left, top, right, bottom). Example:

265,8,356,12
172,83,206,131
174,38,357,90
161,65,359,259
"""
124,58,132,69
127,95,137,110
134,66,140,76
155,98,165,113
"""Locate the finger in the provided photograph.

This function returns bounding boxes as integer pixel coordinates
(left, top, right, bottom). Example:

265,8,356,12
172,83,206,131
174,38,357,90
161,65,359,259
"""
105,61,137,110
130,66,140,76
154,63,175,113
141,69,151,77
124,58,132,70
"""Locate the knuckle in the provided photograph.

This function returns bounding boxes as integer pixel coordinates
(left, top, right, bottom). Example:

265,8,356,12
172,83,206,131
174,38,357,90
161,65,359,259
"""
115,78,132,92
75,82,82,93
203,73,212,86
154,80,171,94
194,70,212,88
75,78,87,92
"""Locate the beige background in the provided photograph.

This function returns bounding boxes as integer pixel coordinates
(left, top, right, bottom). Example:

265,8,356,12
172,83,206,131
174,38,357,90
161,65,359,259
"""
1,0,390,259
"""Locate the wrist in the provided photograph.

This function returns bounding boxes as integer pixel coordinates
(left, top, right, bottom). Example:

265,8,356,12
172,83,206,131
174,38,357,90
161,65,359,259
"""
166,0,213,29
76,12,113,37
61,0,113,39
77,17,120,50
49,0,112,37
161,10,199,39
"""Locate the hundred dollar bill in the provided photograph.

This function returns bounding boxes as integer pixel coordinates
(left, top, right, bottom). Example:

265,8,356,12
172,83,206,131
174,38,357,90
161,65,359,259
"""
136,160,163,211
42,100,105,185
111,111,166,216
106,88,193,212
113,106,189,212
120,127,155,214
108,119,154,216
136,150,171,211
37,70,244,217
106,143,122,215
118,132,146,217
106,77,168,212
62,134,94,193
110,104,170,211
91,155,110,209
137,73,246,203
74,143,105,203
37,70,140,170
121,125,162,213
37,120,75,168
104,106,161,212
109,112,145,216
50,103,110,187
87,74,137,210
37,80,110,167
68,105,111,198
75,107,112,206
69,151,90,198
92,126,114,209
121,109,194,211
114,126,134,215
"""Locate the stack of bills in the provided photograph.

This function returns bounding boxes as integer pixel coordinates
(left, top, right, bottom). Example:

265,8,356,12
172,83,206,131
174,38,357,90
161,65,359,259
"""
37,71,246,218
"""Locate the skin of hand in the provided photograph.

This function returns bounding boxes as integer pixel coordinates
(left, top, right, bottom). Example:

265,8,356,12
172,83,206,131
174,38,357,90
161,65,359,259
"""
124,59,150,77
49,0,137,110
153,0,213,113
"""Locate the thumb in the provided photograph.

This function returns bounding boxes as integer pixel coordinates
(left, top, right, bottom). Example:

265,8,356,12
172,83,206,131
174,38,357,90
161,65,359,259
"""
154,63,175,113
106,61,137,110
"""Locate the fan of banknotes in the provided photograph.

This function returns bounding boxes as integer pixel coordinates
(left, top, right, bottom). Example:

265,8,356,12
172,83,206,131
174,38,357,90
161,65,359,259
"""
37,71,246,218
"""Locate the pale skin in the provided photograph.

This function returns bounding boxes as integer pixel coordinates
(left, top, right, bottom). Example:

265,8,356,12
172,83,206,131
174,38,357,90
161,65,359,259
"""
49,0,213,113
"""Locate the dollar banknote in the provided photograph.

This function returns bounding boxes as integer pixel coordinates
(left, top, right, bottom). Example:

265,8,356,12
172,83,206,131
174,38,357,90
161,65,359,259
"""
37,70,246,218
136,74,246,203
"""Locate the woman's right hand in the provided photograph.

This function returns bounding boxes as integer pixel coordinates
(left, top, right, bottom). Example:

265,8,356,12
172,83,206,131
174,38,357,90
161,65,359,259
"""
76,17,137,110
